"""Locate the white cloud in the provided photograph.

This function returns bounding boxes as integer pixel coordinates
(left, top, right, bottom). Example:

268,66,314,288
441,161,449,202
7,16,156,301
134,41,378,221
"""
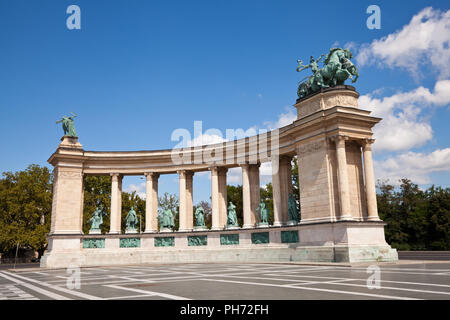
124,183,146,199
187,133,227,147
375,148,450,184
264,108,297,130
356,7,450,78
359,80,450,152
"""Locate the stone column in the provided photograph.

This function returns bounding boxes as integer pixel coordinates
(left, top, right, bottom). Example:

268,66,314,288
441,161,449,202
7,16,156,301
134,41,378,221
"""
109,173,123,234
250,164,261,223
218,168,228,228
178,170,194,231
241,164,252,228
272,156,283,226
335,136,353,221
210,167,220,230
210,167,228,230
144,172,159,233
363,139,380,221
280,156,292,223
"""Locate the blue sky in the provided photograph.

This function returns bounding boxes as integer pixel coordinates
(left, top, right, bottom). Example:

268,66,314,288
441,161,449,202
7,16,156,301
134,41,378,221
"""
0,0,449,204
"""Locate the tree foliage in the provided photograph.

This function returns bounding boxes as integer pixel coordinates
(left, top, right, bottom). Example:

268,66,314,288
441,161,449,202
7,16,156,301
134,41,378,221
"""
378,179,450,250
0,165,53,257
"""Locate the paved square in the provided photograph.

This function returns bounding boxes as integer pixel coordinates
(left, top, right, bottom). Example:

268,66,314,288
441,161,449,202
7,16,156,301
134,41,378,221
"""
0,262,449,300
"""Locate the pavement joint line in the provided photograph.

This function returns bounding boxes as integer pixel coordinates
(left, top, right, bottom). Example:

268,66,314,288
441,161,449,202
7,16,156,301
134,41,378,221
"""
104,284,191,300
309,281,450,296
266,273,450,288
199,278,421,300
105,294,156,300
1,271,104,300
0,271,68,300
302,267,450,277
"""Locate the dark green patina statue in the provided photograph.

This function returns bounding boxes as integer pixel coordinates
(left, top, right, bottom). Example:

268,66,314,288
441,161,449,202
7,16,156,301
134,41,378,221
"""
56,112,78,137
226,202,239,228
125,206,138,233
194,206,206,227
89,205,106,234
296,48,359,99
158,209,175,230
288,193,300,224
256,200,269,226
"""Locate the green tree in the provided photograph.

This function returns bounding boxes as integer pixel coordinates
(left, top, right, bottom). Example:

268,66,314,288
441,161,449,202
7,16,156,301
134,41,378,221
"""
0,165,53,258
425,186,450,250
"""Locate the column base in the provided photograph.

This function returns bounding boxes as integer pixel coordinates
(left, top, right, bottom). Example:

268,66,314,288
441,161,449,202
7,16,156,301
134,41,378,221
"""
256,222,270,228
338,215,355,222
272,222,284,227
194,226,209,231
225,226,240,230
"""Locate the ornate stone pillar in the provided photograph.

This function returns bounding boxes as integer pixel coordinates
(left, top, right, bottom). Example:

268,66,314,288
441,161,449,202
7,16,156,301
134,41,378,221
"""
50,168,84,235
210,167,220,230
280,156,292,223
249,164,261,224
144,172,159,232
241,164,252,228
272,156,283,226
334,136,353,221
210,167,228,230
109,173,123,234
178,170,194,231
362,139,380,221
241,163,260,228
218,168,228,228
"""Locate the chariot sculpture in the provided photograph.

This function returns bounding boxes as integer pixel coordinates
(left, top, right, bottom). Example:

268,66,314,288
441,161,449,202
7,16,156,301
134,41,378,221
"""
296,48,359,99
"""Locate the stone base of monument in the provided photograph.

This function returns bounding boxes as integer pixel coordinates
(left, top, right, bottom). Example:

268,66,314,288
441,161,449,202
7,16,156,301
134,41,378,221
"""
225,226,239,230
286,220,298,226
40,222,398,269
125,229,138,234
159,228,173,233
88,229,101,235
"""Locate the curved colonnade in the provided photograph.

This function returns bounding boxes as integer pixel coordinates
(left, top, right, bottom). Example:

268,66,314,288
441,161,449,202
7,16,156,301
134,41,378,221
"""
42,86,398,267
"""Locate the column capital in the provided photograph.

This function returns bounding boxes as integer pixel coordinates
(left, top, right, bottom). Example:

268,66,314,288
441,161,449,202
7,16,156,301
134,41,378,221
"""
361,138,376,149
209,166,228,176
177,170,194,178
144,172,160,179
110,173,123,180
240,163,250,170
329,135,349,147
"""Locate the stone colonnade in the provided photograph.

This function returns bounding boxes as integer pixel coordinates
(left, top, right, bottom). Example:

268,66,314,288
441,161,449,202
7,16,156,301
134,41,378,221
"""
43,86,397,267
49,142,379,235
